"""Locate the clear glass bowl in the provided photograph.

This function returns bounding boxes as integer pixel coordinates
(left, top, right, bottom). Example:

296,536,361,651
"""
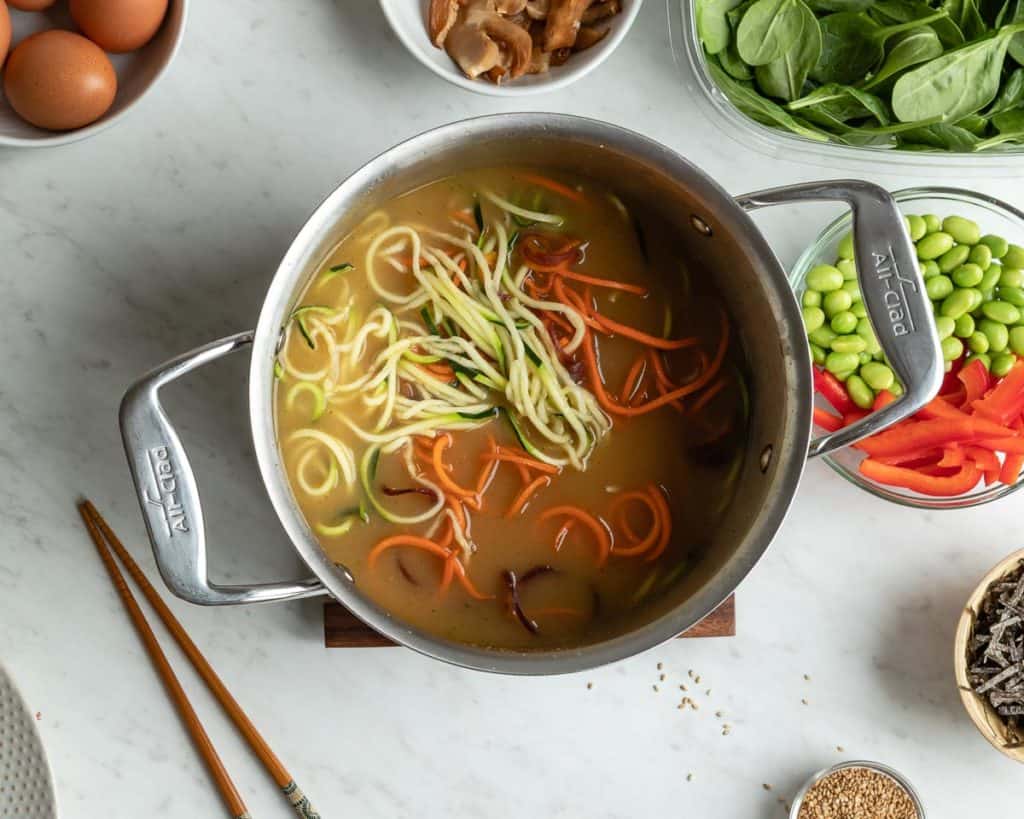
666,0,1024,170
790,760,926,819
792,187,1024,509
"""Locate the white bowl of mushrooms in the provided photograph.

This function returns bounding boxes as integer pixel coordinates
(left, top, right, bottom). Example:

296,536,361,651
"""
379,0,642,96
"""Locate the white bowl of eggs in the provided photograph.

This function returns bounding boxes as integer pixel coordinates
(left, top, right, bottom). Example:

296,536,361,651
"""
380,0,643,96
0,0,187,147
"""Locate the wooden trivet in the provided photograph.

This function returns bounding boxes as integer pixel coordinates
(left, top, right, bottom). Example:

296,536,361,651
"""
324,594,735,647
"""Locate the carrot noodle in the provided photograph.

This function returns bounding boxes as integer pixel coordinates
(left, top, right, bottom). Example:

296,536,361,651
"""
507,475,551,518
439,556,456,595
491,447,561,475
592,314,701,350
474,454,500,499
688,376,727,416
519,172,586,203
368,535,450,568
557,268,649,296
432,433,481,505
620,355,648,404
645,485,673,562
541,506,612,567
608,490,661,557
554,520,574,551
451,558,493,600
514,462,532,484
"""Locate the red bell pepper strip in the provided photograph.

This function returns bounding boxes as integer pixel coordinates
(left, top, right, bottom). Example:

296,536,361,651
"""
962,445,1001,483
1000,452,1024,484
813,368,855,414
957,359,991,406
916,395,969,421
973,361,1024,424
843,409,868,426
872,390,897,412
858,417,1017,458
938,353,966,396
972,436,1024,454
938,447,963,468
859,459,981,496
873,449,943,467
813,407,844,432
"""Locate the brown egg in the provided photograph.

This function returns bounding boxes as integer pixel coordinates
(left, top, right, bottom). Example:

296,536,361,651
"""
6,0,56,10
3,30,117,131
69,0,168,53
0,1,9,68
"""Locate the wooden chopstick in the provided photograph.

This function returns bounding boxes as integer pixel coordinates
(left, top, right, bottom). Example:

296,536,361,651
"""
77,504,250,819
79,500,321,819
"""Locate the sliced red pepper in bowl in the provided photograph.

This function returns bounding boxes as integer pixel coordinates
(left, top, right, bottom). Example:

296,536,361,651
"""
957,359,991,406
813,368,855,415
859,459,982,497
972,361,1024,424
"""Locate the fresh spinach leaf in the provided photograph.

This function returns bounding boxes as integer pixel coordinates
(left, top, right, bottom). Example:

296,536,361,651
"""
708,58,832,138
698,0,748,54
755,2,823,98
1005,0,1024,64
869,0,966,47
945,0,989,38
737,0,809,65
895,120,983,148
719,39,755,78
954,112,990,133
788,83,892,123
812,10,949,84
975,109,1024,147
805,0,875,10
862,26,945,87
892,23,1024,121
984,66,1024,112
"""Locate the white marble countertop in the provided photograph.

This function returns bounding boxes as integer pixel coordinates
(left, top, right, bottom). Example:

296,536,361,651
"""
2,1,1023,816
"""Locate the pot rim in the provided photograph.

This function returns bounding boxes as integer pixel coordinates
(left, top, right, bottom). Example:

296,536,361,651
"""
248,113,811,674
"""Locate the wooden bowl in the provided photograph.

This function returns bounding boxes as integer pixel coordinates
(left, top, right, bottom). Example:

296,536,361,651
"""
954,548,1024,763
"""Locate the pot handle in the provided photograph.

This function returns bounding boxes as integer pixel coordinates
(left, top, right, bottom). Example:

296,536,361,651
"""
736,180,943,458
119,331,325,605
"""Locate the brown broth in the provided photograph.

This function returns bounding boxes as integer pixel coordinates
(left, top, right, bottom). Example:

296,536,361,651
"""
274,168,749,650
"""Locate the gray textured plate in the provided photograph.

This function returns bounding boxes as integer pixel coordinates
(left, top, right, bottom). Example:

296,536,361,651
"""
0,664,57,818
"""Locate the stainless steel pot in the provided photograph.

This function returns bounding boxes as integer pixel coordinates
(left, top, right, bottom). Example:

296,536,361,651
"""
119,114,943,674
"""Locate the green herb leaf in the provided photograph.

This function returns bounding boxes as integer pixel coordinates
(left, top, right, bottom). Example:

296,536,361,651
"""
788,83,891,124
869,0,965,48
698,0,747,54
892,24,1024,122
737,0,810,65
984,66,1024,112
755,1,822,98
862,26,944,88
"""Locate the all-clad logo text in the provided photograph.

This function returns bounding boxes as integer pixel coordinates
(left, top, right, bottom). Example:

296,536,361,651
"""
873,246,917,337
144,445,189,536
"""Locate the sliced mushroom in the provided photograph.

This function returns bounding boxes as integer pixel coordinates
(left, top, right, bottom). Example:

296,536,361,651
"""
525,0,551,18
544,0,596,51
429,0,464,46
445,2,534,79
573,24,609,51
582,0,620,24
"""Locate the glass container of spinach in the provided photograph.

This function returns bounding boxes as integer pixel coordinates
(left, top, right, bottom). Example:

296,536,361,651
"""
672,0,1024,158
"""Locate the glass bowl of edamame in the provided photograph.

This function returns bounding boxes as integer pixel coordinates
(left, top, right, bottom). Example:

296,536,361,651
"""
792,187,1024,509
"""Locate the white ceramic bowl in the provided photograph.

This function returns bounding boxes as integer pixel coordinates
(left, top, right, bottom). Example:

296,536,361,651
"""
0,0,188,148
379,0,643,96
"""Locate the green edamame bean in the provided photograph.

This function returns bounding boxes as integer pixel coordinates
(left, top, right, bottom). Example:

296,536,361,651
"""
999,286,1024,307
980,234,1010,258
944,361,954,373
837,259,857,280
954,313,975,339
846,374,874,410
1004,244,1024,268
934,315,956,340
925,275,954,301
938,244,971,273
980,264,1003,292
802,289,822,308
889,380,904,396
969,244,993,270
834,370,855,381
968,331,990,354
860,361,894,391
1000,267,1024,289
905,215,926,242
952,263,984,288
980,319,1010,352
1010,327,1024,355
837,233,854,261
982,300,1022,324
942,336,965,361
831,335,867,354
939,288,974,319
810,343,827,365
859,351,872,365
942,215,981,246
803,306,825,332
921,260,940,279
917,231,954,260
922,214,942,234
855,317,873,337
825,351,859,375
851,302,867,318
841,280,862,302
807,264,844,292
823,289,854,316
966,288,984,312
992,353,1017,378
966,353,992,371
830,311,857,334
808,327,837,348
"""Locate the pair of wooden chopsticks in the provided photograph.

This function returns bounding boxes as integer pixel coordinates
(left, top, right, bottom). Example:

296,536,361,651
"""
77,500,321,819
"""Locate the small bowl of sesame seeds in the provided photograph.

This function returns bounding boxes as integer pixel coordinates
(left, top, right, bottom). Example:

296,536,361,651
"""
789,761,924,819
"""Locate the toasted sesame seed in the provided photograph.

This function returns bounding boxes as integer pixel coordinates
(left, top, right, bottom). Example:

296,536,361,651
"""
801,698,809,706
586,682,593,690
721,724,731,735
660,673,667,681
691,701,699,711
688,669,696,679
679,684,688,692
653,684,659,692
686,773,694,782
694,675,702,684
763,783,772,791
705,688,712,696
837,745,845,752
657,662,663,671
804,674,811,681
715,710,724,718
